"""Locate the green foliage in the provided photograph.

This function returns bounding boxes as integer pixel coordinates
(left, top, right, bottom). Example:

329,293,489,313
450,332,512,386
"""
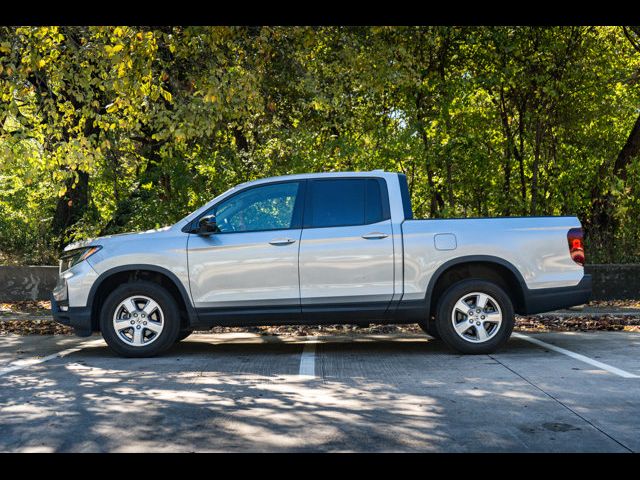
1,26,640,264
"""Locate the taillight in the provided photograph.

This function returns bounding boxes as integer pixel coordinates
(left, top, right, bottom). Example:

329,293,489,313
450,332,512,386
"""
567,228,585,266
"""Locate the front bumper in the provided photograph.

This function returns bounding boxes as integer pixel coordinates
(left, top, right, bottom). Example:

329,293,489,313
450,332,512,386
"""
50,259,98,336
51,294,93,337
521,274,592,315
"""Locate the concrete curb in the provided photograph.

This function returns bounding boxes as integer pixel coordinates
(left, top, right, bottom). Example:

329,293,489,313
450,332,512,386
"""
0,266,58,302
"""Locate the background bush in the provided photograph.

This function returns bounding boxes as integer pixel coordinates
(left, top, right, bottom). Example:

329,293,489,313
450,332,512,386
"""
1,26,640,264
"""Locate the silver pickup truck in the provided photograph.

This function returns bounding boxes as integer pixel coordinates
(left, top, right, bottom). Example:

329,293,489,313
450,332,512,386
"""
52,171,591,357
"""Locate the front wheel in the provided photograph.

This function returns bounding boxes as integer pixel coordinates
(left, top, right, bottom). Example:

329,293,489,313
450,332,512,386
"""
417,318,441,339
436,279,514,354
100,281,181,358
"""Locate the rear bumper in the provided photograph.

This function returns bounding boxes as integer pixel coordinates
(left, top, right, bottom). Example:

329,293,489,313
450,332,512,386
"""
521,274,592,315
50,294,93,337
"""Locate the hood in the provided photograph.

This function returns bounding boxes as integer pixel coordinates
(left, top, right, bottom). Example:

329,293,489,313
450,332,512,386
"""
63,226,173,252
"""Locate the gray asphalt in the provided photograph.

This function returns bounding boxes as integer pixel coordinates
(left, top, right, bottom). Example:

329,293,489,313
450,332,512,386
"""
0,331,639,452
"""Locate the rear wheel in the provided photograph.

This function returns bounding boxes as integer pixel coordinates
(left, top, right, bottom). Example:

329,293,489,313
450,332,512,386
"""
436,279,514,354
100,281,180,358
176,329,193,342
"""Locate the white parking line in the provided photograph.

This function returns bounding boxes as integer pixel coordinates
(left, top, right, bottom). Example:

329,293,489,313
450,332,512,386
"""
512,332,640,379
299,342,317,378
0,339,103,377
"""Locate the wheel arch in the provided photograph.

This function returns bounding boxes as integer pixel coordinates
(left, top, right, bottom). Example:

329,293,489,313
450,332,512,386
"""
87,264,197,331
425,255,528,317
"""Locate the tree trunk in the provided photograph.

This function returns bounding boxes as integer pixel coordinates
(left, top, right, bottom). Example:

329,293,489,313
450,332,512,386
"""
589,111,640,260
233,127,252,182
495,88,517,216
516,105,527,213
612,112,640,182
52,171,90,247
530,121,543,215
445,158,454,210
502,152,512,217
99,133,164,236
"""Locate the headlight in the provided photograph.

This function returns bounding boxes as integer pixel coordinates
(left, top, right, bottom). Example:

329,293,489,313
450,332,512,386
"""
59,246,102,272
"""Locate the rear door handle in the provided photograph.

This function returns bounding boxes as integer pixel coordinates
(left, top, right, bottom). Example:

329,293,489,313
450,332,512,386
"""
269,238,296,245
362,232,389,240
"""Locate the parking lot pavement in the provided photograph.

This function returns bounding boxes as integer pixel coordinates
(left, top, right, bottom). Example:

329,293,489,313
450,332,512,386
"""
0,335,99,371
0,331,638,452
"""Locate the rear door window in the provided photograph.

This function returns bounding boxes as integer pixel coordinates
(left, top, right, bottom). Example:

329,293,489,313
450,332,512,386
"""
306,178,388,228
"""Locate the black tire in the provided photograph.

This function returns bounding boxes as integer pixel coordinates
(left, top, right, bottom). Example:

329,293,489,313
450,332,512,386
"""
417,318,441,339
99,281,181,358
175,329,193,342
436,279,514,355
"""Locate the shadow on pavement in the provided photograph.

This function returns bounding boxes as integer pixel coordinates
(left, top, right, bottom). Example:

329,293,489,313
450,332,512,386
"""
0,333,633,452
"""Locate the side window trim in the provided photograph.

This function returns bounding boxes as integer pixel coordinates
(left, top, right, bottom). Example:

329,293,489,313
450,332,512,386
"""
303,177,391,229
397,173,413,220
377,178,391,221
290,179,307,230
183,179,306,234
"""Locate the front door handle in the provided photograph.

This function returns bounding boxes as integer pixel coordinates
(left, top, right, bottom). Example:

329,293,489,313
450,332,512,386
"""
362,232,389,240
269,238,296,246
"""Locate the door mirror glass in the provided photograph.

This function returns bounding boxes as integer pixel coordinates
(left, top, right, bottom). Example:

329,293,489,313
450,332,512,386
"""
198,215,218,235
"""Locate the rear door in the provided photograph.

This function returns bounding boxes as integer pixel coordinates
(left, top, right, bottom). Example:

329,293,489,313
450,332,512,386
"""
298,177,395,313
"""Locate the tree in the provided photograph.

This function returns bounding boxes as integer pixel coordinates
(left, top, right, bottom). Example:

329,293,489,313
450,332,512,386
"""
1,26,640,264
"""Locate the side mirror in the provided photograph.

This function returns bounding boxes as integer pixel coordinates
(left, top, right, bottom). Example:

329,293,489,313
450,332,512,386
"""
197,215,218,236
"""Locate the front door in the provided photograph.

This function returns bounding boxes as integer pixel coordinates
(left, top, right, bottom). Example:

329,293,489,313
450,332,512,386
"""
187,181,305,311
